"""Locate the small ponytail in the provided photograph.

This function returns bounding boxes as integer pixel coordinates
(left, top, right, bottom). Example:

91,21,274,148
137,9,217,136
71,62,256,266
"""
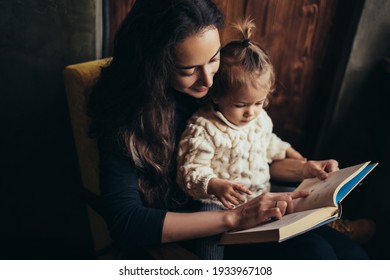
212,17,275,105
232,17,256,43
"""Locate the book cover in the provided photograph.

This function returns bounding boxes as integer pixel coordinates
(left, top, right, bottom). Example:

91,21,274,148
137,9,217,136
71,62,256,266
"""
219,161,378,245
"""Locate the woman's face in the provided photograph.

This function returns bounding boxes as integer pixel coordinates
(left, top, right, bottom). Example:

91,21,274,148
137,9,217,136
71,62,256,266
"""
170,27,221,98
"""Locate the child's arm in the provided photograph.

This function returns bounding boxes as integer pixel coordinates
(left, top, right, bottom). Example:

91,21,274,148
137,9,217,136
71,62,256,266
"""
176,125,220,200
207,178,252,209
262,111,305,161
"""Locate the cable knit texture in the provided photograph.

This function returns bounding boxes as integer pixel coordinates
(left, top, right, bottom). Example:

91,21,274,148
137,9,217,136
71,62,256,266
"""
176,105,291,207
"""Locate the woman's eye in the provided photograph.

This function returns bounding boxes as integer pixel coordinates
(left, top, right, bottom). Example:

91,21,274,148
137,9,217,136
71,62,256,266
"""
180,72,195,77
178,69,197,77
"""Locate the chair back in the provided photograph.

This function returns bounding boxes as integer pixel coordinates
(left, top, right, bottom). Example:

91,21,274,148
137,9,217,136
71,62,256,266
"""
64,59,112,254
64,59,199,259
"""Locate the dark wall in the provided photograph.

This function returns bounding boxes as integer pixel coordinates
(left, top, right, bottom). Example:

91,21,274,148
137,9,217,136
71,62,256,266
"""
316,0,390,259
0,0,98,259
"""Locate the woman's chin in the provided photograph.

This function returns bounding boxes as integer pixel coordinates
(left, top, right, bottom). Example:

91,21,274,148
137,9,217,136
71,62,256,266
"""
188,89,209,98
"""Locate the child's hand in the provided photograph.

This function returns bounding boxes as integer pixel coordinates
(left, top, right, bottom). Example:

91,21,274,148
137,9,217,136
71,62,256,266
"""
207,178,252,209
286,147,306,160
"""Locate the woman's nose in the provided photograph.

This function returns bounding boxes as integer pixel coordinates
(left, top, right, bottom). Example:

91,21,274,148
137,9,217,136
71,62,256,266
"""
198,66,214,87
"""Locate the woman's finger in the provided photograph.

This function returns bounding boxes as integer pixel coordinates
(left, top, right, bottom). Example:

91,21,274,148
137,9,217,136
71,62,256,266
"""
324,159,339,172
273,200,287,215
287,190,310,199
262,208,283,222
268,191,308,214
315,167,328,180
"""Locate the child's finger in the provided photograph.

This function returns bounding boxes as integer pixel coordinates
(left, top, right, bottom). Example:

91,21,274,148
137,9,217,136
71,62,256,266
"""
234,184,252,195
226,194,241,206
220,197,233,209
230,191,247,204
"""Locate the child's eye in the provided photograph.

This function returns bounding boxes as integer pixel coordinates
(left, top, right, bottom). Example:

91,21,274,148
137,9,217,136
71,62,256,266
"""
234,104,245,108
255,101,264,106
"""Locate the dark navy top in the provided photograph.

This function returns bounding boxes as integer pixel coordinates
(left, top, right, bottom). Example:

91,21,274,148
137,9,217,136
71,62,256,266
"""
97,90,206,253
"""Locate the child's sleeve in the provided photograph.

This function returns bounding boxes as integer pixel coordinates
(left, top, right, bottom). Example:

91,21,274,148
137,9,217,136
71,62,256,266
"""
176,123,217,200
261,111,291,162
266,133,291,162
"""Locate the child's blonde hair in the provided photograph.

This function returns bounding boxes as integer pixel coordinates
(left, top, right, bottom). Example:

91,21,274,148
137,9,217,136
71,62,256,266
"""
212,18,275,106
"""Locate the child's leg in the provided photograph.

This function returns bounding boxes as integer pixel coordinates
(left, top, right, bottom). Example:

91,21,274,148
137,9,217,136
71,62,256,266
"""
195,203,225,260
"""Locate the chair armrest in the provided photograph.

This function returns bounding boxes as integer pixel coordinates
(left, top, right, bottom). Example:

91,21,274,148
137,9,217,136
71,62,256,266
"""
82,186,200,259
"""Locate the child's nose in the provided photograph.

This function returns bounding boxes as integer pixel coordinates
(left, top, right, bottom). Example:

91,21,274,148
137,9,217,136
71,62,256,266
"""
244,107,254,117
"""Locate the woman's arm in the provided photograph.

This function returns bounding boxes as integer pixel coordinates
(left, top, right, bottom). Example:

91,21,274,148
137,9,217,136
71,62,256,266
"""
269,158,339,182
98,131,312,247
162,189,310,243
98,131,167,248
162,210,233,243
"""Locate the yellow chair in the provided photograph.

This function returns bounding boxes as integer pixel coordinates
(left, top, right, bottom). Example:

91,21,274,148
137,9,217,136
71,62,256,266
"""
63,59,199,259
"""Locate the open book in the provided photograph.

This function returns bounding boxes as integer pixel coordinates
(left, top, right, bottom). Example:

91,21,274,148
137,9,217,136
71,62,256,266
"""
219,161,378,245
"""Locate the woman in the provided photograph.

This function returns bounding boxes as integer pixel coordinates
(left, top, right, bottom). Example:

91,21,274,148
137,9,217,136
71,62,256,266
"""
88,0,368,259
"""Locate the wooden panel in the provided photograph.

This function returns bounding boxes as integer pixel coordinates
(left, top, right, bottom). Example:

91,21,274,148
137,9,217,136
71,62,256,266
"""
108,0,136,54
242,0,338,152
213,0,246,43
107,0,339,154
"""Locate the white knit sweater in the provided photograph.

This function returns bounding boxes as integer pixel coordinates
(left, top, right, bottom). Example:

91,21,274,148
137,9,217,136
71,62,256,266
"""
176,105,291,206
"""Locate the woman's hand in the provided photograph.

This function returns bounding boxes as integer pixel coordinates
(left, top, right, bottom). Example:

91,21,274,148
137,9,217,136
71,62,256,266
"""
227,190,310,231
163,188,310,242
302,159,339,180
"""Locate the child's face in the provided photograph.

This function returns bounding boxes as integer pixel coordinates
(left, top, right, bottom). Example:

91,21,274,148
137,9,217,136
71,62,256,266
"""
214,83,268,127
170,27,221,99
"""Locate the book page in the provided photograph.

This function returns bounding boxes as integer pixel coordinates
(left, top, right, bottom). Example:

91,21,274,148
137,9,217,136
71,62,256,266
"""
224,207,337,234
292,162,369,212
231,209,327,233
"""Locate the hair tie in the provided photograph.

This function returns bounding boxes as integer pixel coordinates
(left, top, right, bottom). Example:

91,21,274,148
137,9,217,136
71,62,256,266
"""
242,39,250,47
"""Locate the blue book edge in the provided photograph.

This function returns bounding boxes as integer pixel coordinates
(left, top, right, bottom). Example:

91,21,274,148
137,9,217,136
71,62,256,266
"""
336,163,378,203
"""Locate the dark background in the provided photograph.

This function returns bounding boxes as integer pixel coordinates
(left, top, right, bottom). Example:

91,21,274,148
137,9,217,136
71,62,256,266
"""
1,0,389,259
0,0,98,259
